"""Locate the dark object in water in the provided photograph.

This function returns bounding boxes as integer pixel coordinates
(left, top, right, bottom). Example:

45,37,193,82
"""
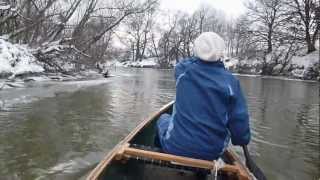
87,101,256,180
103,70,109,78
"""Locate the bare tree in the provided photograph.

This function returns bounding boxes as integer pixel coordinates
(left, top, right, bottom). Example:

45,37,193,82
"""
126,7,155,61
9,0,58,41
284,0,319,53
246,0,287,53
82,0,158,51
157,13,178,67
177,12,200,58
149,31,160,60
47,0,83,42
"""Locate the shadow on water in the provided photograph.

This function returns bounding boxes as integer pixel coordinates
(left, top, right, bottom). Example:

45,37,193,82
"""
0,69,318,180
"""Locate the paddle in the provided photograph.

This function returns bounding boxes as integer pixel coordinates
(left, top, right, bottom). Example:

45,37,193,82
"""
242,145,267,180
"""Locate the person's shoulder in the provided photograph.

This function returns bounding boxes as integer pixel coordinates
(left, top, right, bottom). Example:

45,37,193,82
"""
220,68,239,84
177,57,196,66
175,57,197,70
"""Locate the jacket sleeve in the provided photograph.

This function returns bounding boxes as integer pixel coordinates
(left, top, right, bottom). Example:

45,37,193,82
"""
227,79,251,145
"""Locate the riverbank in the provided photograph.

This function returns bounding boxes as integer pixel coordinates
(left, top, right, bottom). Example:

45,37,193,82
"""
1,37,319,82
114,56,319,81
1,67,318,91
0,70,108,90
227,53,319,81
108,48,320,81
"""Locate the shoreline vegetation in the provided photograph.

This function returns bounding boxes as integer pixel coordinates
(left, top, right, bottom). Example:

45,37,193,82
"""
0,64,318,92
1,38,318,84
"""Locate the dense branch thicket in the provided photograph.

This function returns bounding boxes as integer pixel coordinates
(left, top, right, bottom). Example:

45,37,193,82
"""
0,0,158,72
119,0,319,72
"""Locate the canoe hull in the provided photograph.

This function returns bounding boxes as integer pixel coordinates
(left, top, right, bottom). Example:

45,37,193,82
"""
87,102,252,180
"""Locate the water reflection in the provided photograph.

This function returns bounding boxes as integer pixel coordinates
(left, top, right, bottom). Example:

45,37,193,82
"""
239,76,319,180
0,70,318,180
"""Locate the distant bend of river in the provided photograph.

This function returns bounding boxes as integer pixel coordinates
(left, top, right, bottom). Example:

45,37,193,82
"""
0,68,319,180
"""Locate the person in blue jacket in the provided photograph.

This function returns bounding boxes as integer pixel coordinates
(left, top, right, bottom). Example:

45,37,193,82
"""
155,32,251,161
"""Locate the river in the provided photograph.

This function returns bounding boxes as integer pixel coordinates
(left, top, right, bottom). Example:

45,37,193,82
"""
0,68,319,180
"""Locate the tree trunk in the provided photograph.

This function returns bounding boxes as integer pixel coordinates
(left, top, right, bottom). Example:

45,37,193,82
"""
132,44,135,62
306,27,316,53
267,28,272,53
135,38,140,61
141,31,148,60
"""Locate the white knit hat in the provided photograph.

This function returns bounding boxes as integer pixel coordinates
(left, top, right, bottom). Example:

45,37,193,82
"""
193,32,226,62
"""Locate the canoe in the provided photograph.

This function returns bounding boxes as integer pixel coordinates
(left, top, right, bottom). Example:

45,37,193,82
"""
87,101,253,180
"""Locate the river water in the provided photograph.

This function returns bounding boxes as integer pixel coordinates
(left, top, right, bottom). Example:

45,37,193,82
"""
0,68,319,180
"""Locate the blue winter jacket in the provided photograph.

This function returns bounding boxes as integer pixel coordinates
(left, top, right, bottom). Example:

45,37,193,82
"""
157,57,251,160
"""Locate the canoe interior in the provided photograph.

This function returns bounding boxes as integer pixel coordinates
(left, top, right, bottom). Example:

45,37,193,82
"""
128,105,172,147
95,104,243,180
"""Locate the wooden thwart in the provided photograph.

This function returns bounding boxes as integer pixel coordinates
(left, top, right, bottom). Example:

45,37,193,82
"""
117,144,250,180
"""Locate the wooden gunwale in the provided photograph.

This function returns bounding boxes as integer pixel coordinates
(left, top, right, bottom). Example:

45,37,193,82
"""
87,101,174,180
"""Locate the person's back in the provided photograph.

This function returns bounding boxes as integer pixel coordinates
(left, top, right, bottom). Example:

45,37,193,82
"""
156,32,251,160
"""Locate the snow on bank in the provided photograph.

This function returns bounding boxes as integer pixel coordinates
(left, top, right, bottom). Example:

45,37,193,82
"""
0,78,113,111
292,50,318,68
122,58,157,68
103,60,126,67
100,58,158,68
96,58,159,69
226,48,319,80
287,50,319,79
224,58,239,69
0,38,44,76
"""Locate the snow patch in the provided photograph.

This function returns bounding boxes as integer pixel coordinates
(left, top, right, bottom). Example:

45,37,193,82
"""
224,58,239,69
103,58,158,68
226,47,319,80
24,76,51,82
0,4,10,10
290,50,319,68
125,58,157,68
103,60,126,67
0,38,44,75
39,40,66,54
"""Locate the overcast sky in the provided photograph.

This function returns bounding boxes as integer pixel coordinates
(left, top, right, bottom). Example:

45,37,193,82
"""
160,0,247,17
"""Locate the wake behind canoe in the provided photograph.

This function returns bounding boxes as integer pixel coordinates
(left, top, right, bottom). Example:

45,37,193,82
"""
87,101,253,180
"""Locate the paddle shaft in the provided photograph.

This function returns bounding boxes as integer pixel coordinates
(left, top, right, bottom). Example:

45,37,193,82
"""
242,146,267,180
